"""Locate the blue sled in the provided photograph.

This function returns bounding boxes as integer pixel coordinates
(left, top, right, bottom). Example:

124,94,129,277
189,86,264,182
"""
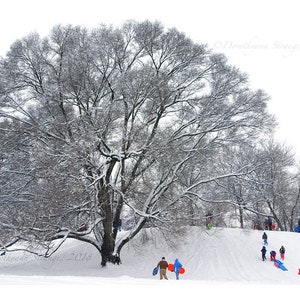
274,259,288,271
152,266,158,276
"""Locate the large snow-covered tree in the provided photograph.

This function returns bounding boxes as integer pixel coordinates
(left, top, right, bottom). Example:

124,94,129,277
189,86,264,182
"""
0,21,274,266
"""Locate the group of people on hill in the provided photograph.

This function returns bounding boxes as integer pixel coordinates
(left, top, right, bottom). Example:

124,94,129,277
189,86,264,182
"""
156,257,183,280
254,216,276,231
264,217,275,230
260,232,285,262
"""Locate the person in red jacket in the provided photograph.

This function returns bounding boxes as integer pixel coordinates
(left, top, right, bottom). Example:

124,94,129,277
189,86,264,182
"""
157,257,168,280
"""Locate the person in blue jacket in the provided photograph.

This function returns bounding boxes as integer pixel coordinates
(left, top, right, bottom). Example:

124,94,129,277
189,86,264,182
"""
270,250,276,261
261,246,267,261
172,258,183,280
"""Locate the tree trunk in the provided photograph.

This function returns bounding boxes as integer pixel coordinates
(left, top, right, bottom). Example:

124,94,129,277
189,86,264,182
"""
101,231,115,266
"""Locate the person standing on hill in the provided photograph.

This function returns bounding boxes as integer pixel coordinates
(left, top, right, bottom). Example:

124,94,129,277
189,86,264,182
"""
262,232,268,245
268,217,273,230
264,218,268,230
157,257,168,280
172,258,183,280
205,212,213,229
261,246,267,261
279,246,285,260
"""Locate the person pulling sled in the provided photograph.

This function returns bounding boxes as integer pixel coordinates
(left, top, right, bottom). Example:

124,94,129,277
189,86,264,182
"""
270,250,276,261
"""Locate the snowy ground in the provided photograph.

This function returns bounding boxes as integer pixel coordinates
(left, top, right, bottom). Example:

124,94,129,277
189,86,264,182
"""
1,227,300,299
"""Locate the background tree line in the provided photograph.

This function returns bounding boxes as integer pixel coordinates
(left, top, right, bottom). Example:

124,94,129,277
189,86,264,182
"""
0,20,299,267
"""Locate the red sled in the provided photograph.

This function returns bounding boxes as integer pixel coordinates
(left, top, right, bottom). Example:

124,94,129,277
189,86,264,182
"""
168,263,185,274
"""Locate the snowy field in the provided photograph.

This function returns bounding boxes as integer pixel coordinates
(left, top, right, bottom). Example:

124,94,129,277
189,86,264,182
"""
1,227,300,299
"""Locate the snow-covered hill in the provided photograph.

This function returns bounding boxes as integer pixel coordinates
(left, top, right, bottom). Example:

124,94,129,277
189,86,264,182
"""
1,227,300,298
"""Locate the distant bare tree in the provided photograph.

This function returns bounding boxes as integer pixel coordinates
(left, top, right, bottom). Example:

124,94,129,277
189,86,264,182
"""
206,140,300,231
250,140,300,231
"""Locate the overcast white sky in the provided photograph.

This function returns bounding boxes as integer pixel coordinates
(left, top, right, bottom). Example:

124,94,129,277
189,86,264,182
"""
1,0,300,158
